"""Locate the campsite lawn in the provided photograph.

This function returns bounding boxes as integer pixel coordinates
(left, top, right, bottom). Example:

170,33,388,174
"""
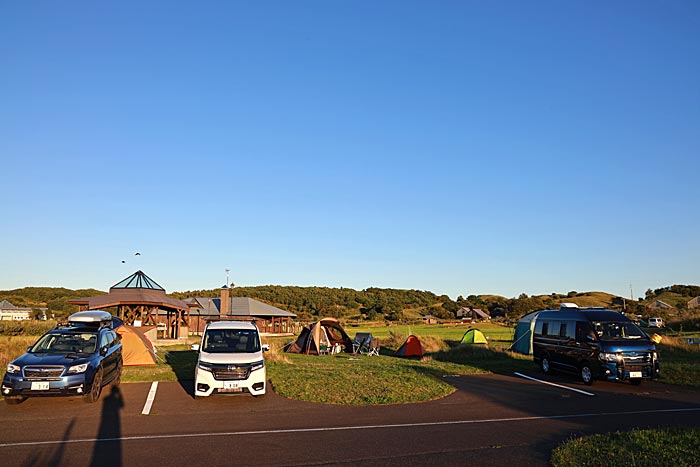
551,427,700,467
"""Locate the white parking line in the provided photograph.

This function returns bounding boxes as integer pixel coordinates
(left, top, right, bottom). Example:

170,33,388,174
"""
141,382,158,415
514,372,596,396
1,407,699,448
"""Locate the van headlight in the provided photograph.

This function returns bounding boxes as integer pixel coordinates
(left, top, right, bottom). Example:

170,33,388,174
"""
599,352,621,362
250,360,265,372
68,363,89,374
197,362,213,372
6,363,20,374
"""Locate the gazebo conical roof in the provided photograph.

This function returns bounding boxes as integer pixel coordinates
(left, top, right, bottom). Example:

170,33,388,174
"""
68,270,190,313
111,270,165,291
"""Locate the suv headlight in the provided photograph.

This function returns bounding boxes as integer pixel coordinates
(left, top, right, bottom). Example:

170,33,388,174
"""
6,363,20,374
250,360,265,372
599,352,621,362
68,363,89,374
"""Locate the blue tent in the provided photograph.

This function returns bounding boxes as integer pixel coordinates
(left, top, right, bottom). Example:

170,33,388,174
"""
510,311,541,355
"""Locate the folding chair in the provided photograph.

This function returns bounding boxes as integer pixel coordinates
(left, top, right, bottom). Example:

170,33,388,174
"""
352,333,372,354
367,337,380,357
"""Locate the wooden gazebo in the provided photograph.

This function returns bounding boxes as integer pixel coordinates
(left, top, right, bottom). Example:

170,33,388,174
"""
68,270,193,339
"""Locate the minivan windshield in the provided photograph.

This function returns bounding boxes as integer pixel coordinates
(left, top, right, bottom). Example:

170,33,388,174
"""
202,329,261,353
30,332,98,354
593,321,646,340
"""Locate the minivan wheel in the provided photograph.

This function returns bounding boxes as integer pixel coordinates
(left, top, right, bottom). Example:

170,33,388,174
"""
580,364,594,386
541,355,552,375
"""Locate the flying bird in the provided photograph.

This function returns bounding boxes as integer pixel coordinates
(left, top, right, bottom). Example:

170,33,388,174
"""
121,260,126,263
135,252,141,256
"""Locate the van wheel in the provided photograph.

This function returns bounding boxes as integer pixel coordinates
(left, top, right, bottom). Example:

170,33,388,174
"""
580,364,594,386
630,378,643,386
541,355,552,375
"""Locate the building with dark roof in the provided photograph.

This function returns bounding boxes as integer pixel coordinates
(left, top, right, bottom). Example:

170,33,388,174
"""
185,286,297,335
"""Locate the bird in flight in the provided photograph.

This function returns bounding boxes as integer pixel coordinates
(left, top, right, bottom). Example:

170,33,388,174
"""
135,252,141,256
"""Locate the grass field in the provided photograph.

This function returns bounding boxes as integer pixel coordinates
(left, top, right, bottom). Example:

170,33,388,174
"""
551,428,700,467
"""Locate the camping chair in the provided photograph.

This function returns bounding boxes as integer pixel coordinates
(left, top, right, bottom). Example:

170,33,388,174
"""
352,333,372,354
367,338,380,356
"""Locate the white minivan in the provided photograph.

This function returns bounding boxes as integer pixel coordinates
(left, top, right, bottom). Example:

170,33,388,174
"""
648,317,665,328
191,321,269,398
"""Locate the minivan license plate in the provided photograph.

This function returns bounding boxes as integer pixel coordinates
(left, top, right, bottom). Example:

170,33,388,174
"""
223,381,240,389
31,381,50,390
629,371,642,378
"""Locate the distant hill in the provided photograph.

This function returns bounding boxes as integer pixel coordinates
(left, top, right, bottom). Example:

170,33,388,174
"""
1,284,697,323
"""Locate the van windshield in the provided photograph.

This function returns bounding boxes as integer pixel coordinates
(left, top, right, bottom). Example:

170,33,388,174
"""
592,321,646,340
201,329,261,353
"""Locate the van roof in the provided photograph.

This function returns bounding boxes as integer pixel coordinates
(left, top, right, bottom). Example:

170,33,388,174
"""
537,308,631,322
205,320,257,330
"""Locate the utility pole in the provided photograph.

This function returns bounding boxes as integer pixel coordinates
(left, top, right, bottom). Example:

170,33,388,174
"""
630,284,634,301
225,269,230,287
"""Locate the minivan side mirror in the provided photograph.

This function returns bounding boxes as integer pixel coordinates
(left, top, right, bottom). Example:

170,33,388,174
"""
190,344,200,351
262,344,270,352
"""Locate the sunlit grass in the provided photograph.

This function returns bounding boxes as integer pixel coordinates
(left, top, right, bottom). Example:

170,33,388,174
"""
551,428,700,467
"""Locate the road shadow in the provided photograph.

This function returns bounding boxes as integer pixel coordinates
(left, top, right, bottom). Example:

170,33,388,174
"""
22,419,76,467
89,385,123,467
164,350,197,396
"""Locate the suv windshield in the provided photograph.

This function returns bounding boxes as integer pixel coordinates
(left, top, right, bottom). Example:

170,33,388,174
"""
593,321,646,340
30,332,98,354
202,329,261,353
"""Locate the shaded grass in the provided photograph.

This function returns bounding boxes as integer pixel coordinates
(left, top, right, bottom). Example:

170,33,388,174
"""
551,428,700,467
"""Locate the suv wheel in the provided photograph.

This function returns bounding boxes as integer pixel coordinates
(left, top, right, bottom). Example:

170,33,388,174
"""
580,363,594,386
4,395,25,405
112,359,123,387
84,367,103,403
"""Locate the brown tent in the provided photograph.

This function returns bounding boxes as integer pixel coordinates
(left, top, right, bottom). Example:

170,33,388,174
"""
115,325,157,366
286,318,353,355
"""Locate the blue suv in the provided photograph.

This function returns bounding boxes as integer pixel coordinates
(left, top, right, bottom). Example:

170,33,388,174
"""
2,311,123,404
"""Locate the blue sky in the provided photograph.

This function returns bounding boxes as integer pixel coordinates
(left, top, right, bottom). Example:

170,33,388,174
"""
1,1,698,299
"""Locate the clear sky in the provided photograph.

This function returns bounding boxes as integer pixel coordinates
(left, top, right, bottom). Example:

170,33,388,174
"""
1,1,698,299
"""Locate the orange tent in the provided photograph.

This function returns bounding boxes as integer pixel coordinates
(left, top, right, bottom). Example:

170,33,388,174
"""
115,325,157,366
394,335,424,358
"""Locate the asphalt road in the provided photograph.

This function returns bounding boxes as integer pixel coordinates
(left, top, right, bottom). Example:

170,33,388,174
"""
1,373,700,467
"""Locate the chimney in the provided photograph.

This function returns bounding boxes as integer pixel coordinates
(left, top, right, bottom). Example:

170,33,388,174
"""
220,285,230,319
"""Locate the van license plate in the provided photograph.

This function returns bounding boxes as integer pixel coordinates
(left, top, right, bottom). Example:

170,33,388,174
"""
223,381,240,389
31,382,50,390
629,371,642,378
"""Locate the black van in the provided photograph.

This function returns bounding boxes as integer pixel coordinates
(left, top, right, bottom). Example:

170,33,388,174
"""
532,307,660,385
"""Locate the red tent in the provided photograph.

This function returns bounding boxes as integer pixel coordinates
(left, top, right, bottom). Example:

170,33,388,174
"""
394,335,424,358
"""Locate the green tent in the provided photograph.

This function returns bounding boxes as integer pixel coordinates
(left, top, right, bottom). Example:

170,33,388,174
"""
460,328,488,345
510,311,541,355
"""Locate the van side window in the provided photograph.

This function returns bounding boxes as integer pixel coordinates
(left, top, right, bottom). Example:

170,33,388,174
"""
541,322,549,336
576,322,596,342
547,321,560,337
559,323,568,338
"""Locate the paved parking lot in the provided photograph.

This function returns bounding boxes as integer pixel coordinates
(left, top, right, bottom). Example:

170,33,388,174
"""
2,374,699,466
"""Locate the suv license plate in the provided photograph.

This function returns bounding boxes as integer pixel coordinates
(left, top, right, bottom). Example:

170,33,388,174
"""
629,371,642,378
223,381,240,389
31,381,50,390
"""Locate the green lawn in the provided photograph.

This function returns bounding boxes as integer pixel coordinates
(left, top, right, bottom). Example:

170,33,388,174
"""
551,428,700,467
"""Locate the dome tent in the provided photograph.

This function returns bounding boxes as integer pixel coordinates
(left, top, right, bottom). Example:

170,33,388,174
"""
394,335,424,358
460,328,488,345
